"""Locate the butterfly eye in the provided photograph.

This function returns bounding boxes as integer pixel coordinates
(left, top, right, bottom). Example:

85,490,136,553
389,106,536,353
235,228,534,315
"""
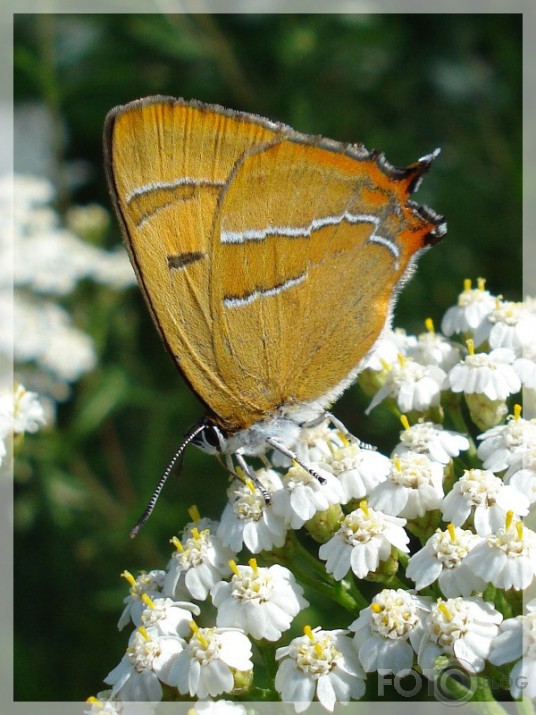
192,421,226,454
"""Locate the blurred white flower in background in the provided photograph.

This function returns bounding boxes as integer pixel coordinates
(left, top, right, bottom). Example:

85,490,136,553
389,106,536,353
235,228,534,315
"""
0,383,46,436
0,382,46,470
1,173,135,420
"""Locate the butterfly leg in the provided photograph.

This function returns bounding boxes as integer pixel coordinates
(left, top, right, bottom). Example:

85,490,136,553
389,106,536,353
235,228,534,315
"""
234,450,271,503
323,411,377,451
265,437,327,484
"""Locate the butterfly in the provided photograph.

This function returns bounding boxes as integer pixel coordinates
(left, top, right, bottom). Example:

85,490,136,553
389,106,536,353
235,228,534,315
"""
103,96,446,534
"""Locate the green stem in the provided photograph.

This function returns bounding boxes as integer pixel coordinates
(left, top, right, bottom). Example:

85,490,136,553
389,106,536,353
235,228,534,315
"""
297,565,362,612
384,573,410,590
292,533,368,611
468,677,509,715
397,551,410,569
336,578,368,611
247,687,277,701
256,640,278,684
445,401,478,461
264,530,368,613
290,532,333,583
405,520,431,544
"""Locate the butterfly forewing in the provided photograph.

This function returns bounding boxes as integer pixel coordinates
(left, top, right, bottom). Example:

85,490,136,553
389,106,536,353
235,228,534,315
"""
104,98,286,426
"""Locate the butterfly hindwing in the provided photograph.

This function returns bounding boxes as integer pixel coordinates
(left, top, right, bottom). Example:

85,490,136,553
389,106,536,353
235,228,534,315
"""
210,137,439,412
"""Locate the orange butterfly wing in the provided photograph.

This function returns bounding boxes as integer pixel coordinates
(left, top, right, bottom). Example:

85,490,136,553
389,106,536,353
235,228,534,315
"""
104,97,445,432
210,138,444,416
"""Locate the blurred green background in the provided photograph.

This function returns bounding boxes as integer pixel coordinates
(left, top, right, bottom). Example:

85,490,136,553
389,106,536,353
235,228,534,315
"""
13,13,521,701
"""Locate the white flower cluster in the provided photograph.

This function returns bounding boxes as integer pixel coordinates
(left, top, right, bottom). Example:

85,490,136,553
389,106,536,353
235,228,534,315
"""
92,281,536,709
366,280,535,422
101,510,308,703
4,175,135,417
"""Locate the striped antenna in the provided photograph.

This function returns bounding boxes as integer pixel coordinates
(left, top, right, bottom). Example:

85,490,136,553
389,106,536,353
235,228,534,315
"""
129,421,208,538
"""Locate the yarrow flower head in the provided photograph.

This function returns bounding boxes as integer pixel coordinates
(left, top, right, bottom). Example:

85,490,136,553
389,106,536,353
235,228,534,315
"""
318,501,409,580
324,439,391,501
275,626,365,712
367,354,446,415
489,599,536,699
416,596,502,673
476,405,536,473
393,416,470,465
369,452,444,519
212,560,308,641
89,274,535,708
474,298,536,354
165,623,253,699
447,343,520,401
406,524,486,597
350,589,431,674
463,512,536,591
270,463,344,529
118,570,166,630
164,515,235,601
291,420,344,464
441,468,529,536
104,626,184,702
407,318,463,371
217,470,288,553
504,446,536,503
139,595,200,638
441,278,495,339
